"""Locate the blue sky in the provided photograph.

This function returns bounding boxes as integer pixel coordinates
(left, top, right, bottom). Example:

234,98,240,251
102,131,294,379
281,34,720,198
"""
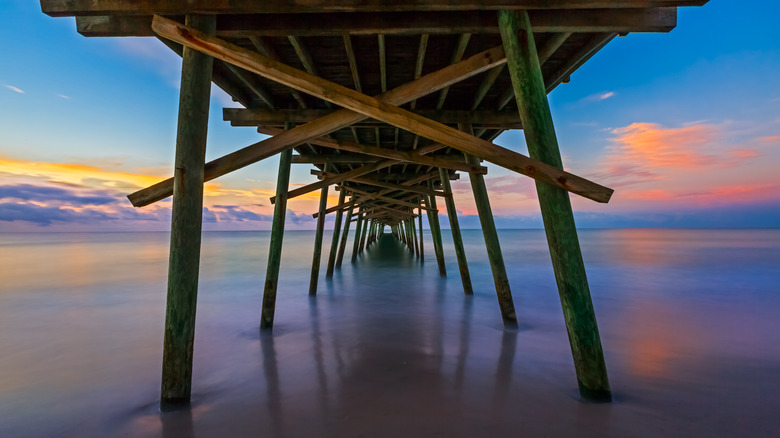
1,0,779,231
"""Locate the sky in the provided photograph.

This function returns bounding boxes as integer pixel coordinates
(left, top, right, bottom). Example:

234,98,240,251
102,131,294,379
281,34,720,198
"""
1,0,779,231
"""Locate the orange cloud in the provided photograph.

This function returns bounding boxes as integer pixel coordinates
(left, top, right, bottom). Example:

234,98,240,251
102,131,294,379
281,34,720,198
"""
621,183,779,205
758,135,780,142
609,122,718,168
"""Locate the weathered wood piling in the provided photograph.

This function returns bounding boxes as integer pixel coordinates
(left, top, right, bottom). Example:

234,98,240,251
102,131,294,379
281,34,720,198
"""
160,14,215,410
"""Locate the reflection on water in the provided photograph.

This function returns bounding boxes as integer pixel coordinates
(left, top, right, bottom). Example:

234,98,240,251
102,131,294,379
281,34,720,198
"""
1,229,779,437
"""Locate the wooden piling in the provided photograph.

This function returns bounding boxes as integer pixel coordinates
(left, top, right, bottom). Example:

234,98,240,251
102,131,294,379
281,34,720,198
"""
439,168,473,295
410,214,419,255
160,14,215,410
326,190,346,278
335,197,355,269
418,202,425,262
309,185,329,295
425,189,447,276
459,122,516,323
359,217,369,253
351,210,364,263
499,9,611,402
260,141,294,330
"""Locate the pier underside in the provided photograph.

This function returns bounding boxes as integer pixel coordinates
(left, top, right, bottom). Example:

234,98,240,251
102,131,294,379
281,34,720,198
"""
41,0,708,409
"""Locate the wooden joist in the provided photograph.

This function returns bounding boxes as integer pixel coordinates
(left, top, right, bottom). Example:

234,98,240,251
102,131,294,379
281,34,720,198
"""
313,171,440,218
224,108,523,129
128,39,506,207
151,16,612,203
258,126,486,174
74,8,678,37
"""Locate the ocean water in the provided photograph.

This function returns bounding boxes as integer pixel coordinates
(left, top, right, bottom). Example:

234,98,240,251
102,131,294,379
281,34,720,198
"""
0,229,778,437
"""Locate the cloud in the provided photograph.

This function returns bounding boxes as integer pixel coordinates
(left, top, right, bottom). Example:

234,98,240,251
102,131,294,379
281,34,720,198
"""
758,135,780,142
0,184,119,206
593,122,760,189
210,204,271,222
0,203,112,226
4,85,24,94
579,91,616,103
56,94,71,99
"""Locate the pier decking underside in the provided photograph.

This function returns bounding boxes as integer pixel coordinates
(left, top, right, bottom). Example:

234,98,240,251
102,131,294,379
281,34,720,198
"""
46,1,700,213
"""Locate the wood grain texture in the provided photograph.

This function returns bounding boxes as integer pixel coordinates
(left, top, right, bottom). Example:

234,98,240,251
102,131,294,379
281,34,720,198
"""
160,14,214,410
500,9,610,401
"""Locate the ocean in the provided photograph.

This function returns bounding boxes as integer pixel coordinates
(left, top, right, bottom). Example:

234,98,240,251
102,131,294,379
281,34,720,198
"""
1,229,778,437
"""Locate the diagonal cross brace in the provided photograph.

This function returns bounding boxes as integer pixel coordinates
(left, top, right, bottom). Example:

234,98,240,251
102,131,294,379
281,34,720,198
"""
128,25,507,207
151,15,612,203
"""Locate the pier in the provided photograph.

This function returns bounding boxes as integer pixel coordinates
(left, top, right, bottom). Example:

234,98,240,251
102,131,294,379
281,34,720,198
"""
41,0,708,410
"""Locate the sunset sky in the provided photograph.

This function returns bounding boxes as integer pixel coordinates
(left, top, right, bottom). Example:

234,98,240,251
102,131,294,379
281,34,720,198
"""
1,1,779,231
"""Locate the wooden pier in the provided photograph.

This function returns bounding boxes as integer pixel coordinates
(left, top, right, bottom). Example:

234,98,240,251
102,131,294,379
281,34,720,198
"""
41,0,708,409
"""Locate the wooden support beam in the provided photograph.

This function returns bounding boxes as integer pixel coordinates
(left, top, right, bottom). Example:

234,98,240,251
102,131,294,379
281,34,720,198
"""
160,14,214,411
346,176,444,197
75,8,679,37
309,185,329,296
271,160,394,204
223,63,274,108
378,34,387,93
249,36,308,108
409,33,429,110
460,124,517,326
335,197,356,269
326,190,347,278
151,16,612,203
341,187,424,211
342,35,362,93
128,35,506,207
437,33,471,110
313,170,441,218
417,202,425,261
359,217,370,253
545,32,617,92
439,168,473,295
410,213,419,255
157,37,255,108
496,31,569,112
47,1,704,17
226,108,523,129
291,154,380,165
472,65,506,110
499,9,611,402
258,126,487,174
260,146,293,330
351,211,364,263
425,190,447,277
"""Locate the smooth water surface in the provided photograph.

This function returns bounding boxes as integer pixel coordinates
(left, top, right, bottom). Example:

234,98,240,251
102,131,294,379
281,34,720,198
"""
1,229,779,437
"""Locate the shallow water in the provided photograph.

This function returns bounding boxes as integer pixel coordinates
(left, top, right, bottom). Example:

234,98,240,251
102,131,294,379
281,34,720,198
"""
1,229,779,437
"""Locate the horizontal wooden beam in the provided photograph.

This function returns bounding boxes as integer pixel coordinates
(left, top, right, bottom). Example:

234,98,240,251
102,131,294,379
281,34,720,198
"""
226,108,523,129
312,171,439,218
44,1,706,16
258,126,486,174
74,8,678,37
272,160,395,204
128,34,505,207
292,155,381,164
341,187,423,211
347,176,446,197
153,16,612,203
